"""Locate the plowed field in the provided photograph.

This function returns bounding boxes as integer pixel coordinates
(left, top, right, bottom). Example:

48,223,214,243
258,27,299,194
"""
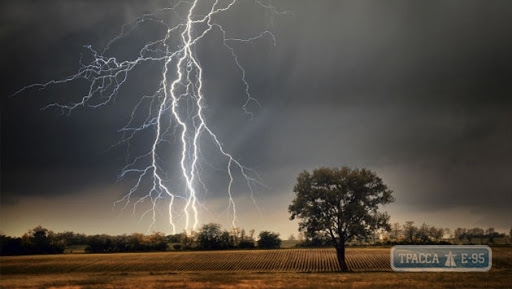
1,248,391,273
2,248,511,289
3,247,512,274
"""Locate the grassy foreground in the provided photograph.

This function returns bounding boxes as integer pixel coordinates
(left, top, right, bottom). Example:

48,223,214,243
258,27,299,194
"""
2,271,512,289
1,247,511,288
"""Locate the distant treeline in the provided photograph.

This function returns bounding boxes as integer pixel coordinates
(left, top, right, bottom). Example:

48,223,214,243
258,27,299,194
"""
0,223,282,256
2,222,509,255
0,226,168,255
381,222,508,245
294,221,510,247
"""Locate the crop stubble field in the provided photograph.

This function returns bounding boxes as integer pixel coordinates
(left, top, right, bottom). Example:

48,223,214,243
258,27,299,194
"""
1,247,511,288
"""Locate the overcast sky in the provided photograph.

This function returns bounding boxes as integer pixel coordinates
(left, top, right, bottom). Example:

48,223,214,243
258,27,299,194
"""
2,0,511,237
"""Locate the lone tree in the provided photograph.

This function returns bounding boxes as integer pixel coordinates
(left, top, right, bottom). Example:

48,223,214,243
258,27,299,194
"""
289,167,394,271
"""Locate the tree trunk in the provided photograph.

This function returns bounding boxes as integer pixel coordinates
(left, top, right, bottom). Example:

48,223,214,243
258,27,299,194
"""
335,244,349,272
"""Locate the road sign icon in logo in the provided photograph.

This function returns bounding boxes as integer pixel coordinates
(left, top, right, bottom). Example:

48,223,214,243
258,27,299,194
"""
444,251,457,267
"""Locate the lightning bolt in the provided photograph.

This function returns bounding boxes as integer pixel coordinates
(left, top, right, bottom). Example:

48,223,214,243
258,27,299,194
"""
13,0,286,234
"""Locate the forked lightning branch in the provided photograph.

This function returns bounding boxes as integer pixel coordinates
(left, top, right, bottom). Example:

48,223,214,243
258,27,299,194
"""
13,0,283,234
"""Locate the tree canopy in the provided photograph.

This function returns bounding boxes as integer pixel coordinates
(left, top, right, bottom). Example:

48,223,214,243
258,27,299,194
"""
257,231,281,249
289,167,394,271
196,223,230,250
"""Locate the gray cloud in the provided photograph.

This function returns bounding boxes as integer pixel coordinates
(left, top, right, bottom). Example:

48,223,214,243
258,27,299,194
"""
2,0,511,235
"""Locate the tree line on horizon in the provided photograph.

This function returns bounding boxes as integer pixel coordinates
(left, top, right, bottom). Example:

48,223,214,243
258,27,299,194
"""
1,222,510,256
2,222,509,256
360,221,508,245
0,223,282,256
291,221,510,247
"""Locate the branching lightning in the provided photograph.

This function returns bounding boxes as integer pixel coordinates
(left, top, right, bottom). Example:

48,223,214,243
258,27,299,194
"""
13,0,285,234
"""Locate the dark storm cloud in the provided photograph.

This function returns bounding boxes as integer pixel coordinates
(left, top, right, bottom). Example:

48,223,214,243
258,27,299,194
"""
1,0,167,202
270,0,512,106
1,0,511,234
255,0,512,213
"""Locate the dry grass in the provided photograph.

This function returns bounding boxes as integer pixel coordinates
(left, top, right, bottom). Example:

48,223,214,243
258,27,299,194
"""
1,247,511,288
2,271,511,289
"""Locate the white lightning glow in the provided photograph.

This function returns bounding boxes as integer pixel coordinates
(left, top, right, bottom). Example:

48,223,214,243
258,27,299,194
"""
13,0,284,234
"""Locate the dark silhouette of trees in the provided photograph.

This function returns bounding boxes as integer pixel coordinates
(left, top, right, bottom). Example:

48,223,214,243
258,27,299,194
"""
486,228,499,244
21,226,65,254
196,223,230,250
179,230,197,249
415,223,431,243
378,222,449,244
403,221,418,243
468,228,485,243
257,231,281,249
83,233,169,253
0,226,65,255
231,228,255,249
455,227,467,241
289,167,394,271
241,229,256,248
194,224,258,250
0,235,23,255
167,233,184,243
85,234,111,253
1,221,510,256
450,227,507,245
429,226,445,242
147,232,168,251
54,231,87,246
295,231,333,247
389,222,402,242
